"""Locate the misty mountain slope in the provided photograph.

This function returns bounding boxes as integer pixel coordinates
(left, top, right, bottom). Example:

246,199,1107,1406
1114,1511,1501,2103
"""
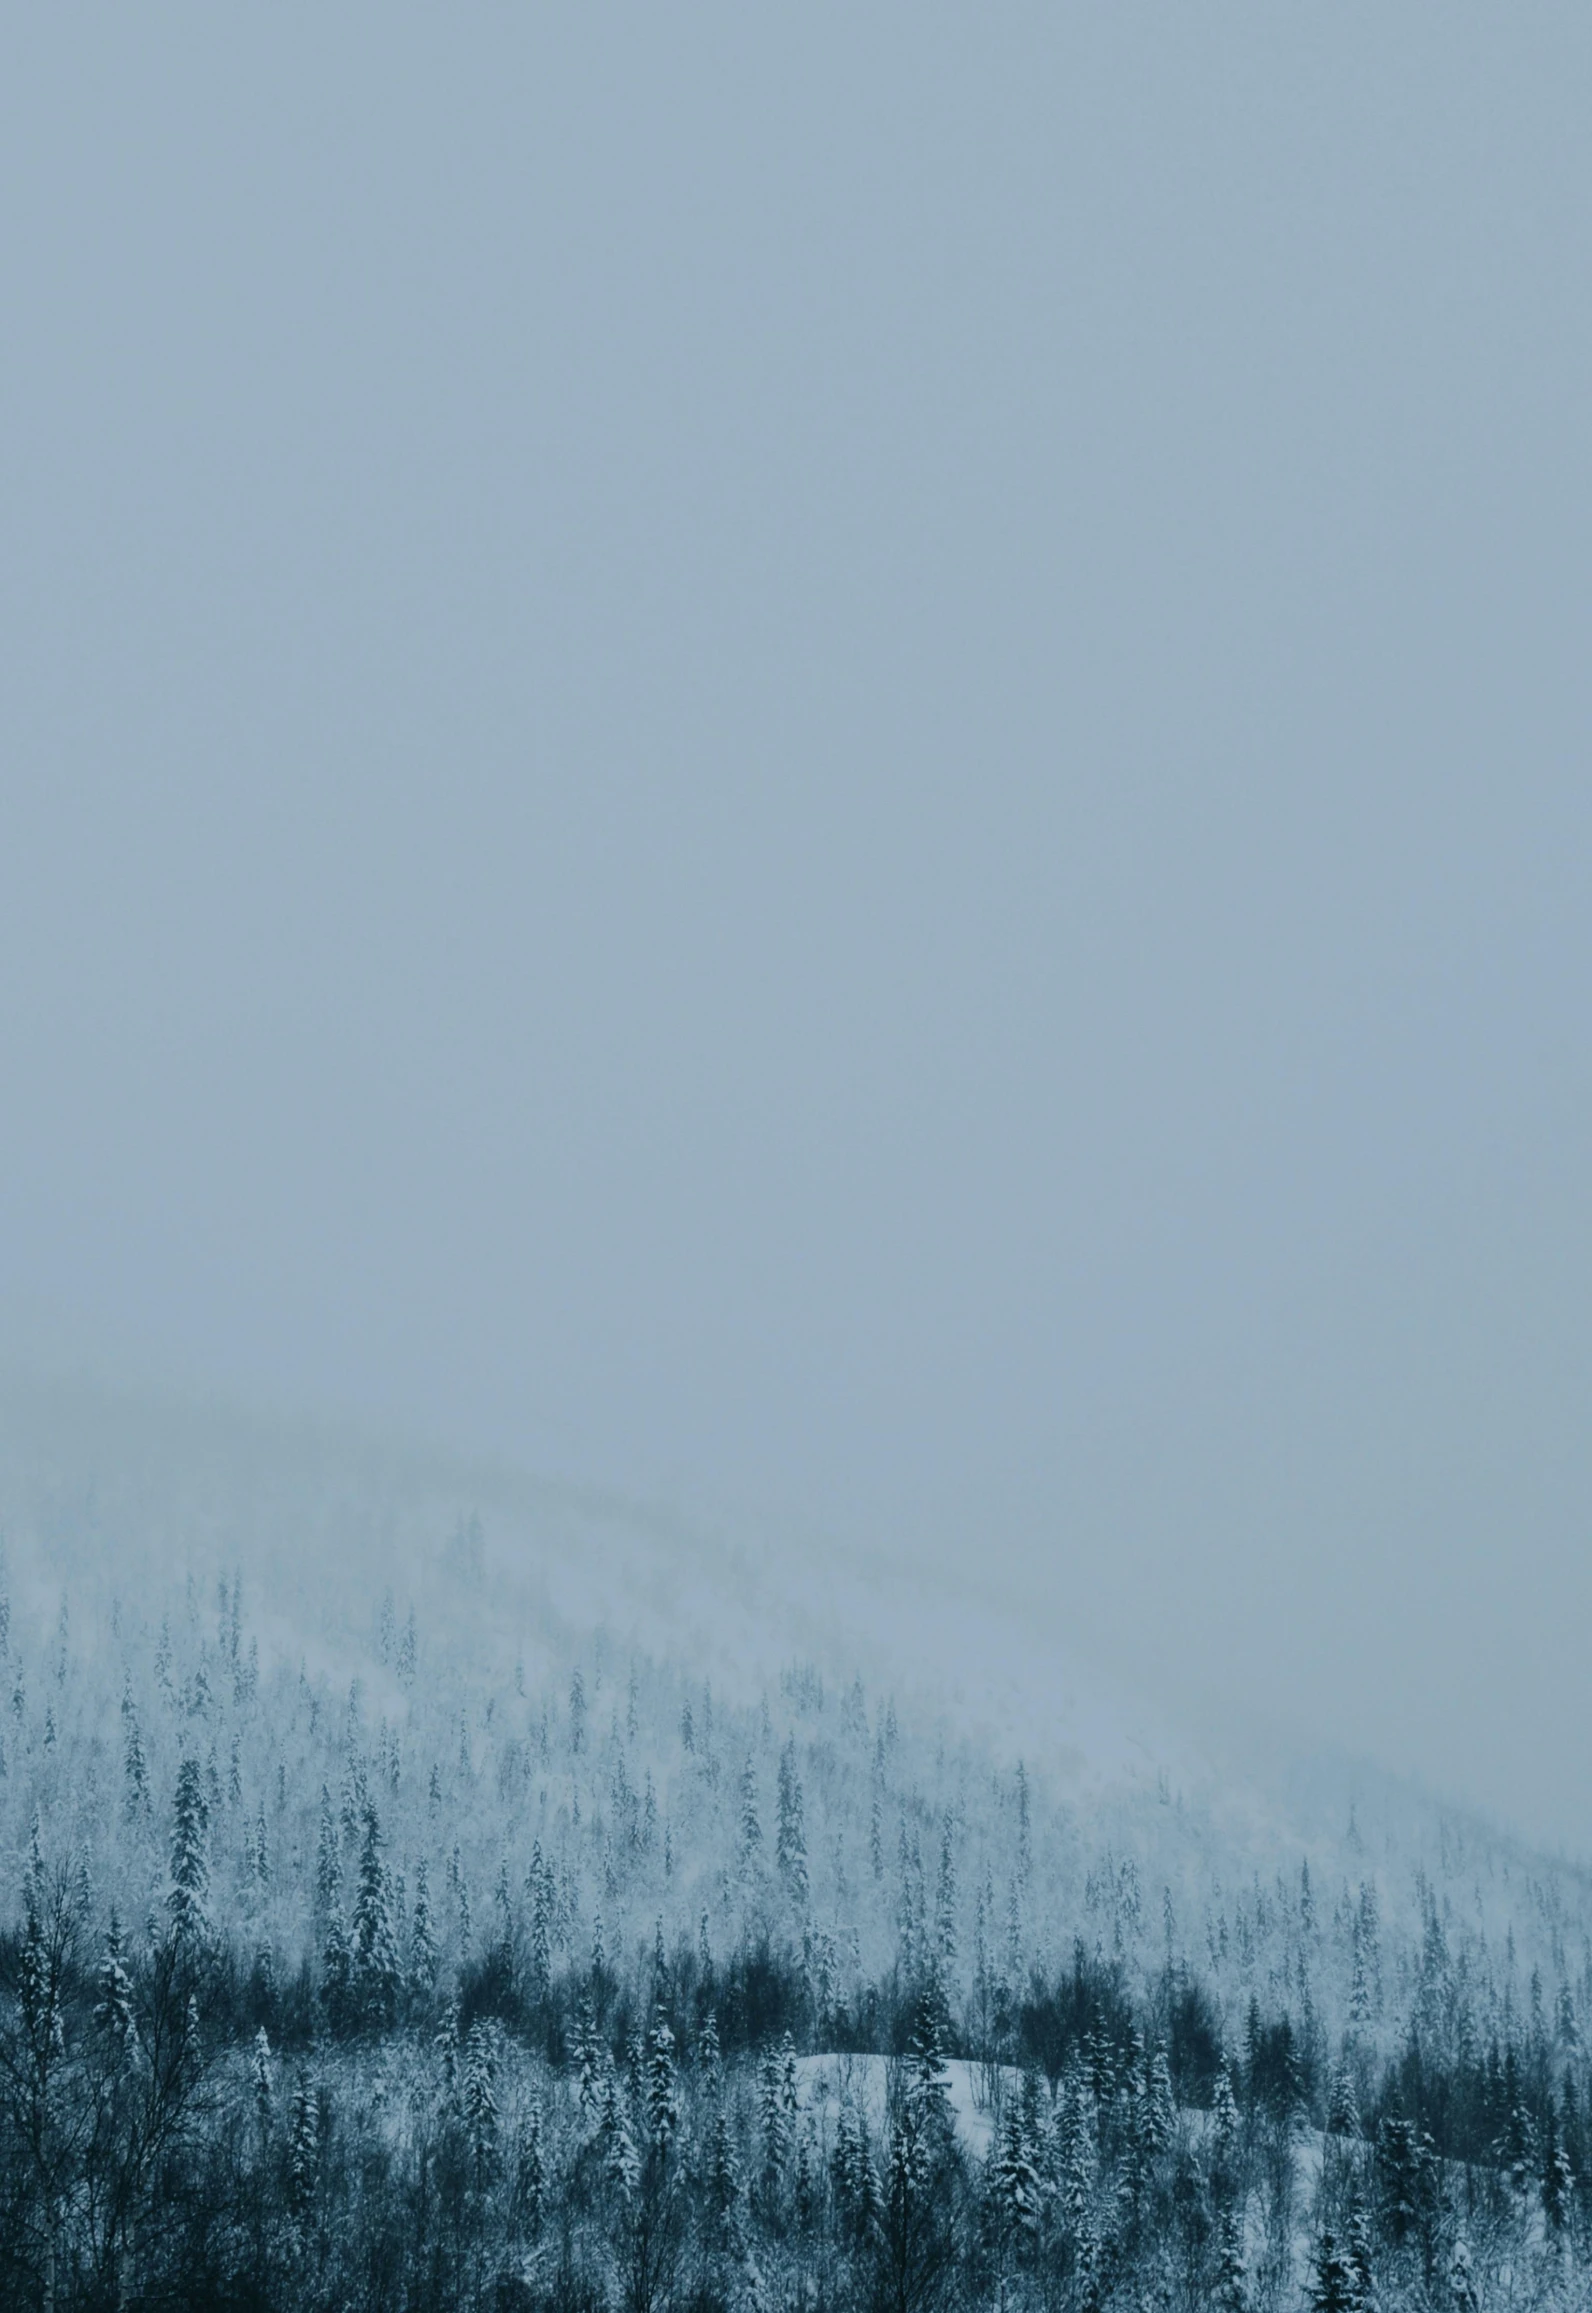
0,1374,1167,1787
4,1382,1592,2311
2,1380,1588,2056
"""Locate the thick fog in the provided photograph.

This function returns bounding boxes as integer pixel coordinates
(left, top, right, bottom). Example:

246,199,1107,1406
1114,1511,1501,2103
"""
2,12,1588,1847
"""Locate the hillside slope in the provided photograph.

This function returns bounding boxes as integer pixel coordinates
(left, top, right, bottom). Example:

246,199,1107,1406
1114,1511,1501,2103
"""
1,1378,1587,2310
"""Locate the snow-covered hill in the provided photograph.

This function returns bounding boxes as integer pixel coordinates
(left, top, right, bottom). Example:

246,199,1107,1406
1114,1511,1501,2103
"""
2,1374,1587,2060
3,1375,1590,2311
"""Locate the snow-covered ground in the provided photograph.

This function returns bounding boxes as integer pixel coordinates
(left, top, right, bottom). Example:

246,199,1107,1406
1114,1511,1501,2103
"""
793,2053,1010,2161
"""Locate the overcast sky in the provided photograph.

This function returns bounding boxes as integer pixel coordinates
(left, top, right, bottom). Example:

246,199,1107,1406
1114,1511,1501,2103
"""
3,10,1589,1846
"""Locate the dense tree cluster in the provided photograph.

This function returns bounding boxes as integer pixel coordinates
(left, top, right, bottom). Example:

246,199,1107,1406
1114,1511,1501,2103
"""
3,1535,1592,2308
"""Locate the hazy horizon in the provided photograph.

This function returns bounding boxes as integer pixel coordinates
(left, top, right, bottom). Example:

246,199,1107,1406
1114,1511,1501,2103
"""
4,11,1591,1854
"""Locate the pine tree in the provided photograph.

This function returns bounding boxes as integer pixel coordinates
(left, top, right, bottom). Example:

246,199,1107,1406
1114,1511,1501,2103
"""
251,2025,275,2139
1142,2043,1176,2160
703,2020,743,2247
739,1755,763,1877
1308,2227,1364,2313
776,1740,809,1902
1328,2057,1361,2139
907,1983,954,2151
645,2010,681,2151
410,1856,438,1993
322,1909,353,2030
517,2093,546,2238
1117,2032,1149,2216
1059,2057,1098,2246
795,2125,817,2229
1005,1879,1024,1983
759,2042,793,2199
462,2020,499,2186
1558,1981,1581,2052
19,1834,66,2083
1345,2195,1375,2310
832,2091,882,2241
315,1783,340,1918
288,2078,319,2219
988,2093,1043,2250
598,2048,638,2195
339,1754,362,1845
350,1798,400,2023
831,2093,860,2215
575,1997,601,2131
1212,2050,1242,2180
122,1685,148,1818
897,1822,920,1978
434,1995,462,2101
1213,2208,1249,2312
935,1813,958,1969
1543,2097,1576,2232
528,1842,552,1999
1356,1883,1382,2017
93,1910,136,2057
1349,1914,1372,2027
450,1843,472,1948
168,1756,210,1947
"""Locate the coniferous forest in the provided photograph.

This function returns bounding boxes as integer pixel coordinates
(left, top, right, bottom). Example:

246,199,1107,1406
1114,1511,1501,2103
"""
5,1485,1592,2313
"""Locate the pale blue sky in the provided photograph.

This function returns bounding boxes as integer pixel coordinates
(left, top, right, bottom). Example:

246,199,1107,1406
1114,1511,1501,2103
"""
3,10,1589,1842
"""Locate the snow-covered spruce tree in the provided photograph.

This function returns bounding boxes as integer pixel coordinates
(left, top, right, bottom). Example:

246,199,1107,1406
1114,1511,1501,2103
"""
776,1738,809,1905
167,1755,210,1949
738,1753,764,1880
121,1681,148,1820
251,2024,275,2142
409,1853,438,1995
287,2076,318,2225
1308,2223,1367,2313
1213,2206,1249,2312
92,1910,136,2059
462,2020,500,2188
644,2010,680,2152
985,2089,1043,2281
349,1796,401,2025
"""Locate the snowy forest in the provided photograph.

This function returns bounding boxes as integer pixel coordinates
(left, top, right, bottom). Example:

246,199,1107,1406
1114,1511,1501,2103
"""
4,1463,1592,2313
